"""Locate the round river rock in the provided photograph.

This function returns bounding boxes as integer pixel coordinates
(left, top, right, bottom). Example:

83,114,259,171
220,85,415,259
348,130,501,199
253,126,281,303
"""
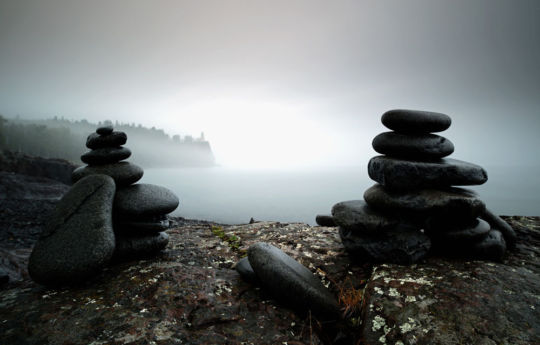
372,132,454,160
81,147,132,165
86,131,127,149
114,183,179,217
28,175,116,286
381,109,452,133
368,156,488,190
72,162,143,187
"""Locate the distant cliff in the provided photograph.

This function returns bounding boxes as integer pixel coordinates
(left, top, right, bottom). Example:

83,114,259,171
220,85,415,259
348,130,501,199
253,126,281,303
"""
0,116,216,168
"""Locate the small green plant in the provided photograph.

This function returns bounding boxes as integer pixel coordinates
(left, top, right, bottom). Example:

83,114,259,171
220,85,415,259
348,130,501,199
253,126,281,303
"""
211,226,246,257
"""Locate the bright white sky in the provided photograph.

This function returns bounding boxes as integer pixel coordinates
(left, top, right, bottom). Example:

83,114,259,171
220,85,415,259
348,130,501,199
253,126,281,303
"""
1,0,539,168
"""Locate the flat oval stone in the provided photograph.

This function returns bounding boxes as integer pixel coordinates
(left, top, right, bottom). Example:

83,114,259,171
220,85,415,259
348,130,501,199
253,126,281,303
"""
96,125,114,136
28,175,116,286
113,232,169,260
81,147,132,165
339,226,431,264
72,162,143,187
372,132,454,160
428,218,491,242
331,200,401,234
114,218,169,235
86,131,127,149
382,109,452,133
315,214,336,227
364,184,486,220
248,242,340,319
472,229,506,261
368,156,488,190
114,183,179,217
480,209,517,249
235,257,258,283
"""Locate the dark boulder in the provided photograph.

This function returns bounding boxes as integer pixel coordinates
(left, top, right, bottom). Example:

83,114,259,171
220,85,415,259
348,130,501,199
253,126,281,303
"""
27,175,116,286
368,156,488,190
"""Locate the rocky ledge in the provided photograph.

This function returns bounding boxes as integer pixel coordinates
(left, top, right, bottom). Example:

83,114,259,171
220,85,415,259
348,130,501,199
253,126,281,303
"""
0,213,538,344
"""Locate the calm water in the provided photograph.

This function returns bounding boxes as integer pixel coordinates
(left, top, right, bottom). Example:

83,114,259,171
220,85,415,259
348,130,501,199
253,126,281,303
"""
143,166,540,225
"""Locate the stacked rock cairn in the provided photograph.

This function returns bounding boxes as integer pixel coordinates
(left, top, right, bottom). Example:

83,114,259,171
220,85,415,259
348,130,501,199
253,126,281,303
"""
326,109,517,264
28,125,179,286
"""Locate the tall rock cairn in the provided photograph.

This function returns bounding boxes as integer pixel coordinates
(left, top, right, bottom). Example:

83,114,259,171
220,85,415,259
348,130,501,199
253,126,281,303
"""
73,125,179,260
325,109,516,264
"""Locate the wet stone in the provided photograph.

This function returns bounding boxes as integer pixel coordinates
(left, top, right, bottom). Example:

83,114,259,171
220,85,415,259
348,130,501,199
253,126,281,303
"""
86,131,127,149
315,214,336,227
331,200,401,234
428,218,491,242
235,257,258,283
339,225,430,264
114,232,169,260
72,162,144,187
96,125,114,136
381,109,452,133
364,184,486,220
472,229,506,261
372,132,454,160
114,217,170,235
81,146,132,165
114,183,179,217
481,208,517,249
28,175,116,286
368,156,488,190
248,242,340,320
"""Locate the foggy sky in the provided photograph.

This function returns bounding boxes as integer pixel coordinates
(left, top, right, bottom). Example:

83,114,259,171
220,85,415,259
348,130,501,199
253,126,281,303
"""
1,0,539,168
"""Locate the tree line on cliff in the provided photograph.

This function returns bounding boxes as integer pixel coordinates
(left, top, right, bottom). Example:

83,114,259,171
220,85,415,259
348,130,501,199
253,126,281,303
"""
0,115,215,168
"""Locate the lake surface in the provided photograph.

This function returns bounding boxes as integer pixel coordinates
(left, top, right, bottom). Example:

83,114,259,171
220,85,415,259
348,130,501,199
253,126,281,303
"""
143,166,540,225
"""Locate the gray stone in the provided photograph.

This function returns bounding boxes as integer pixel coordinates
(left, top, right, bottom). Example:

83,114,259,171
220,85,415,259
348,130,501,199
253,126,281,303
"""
114,232,169,260
315,214,336,227
114,218,170,235
114,183,179,217
28,175,116,286
72,162,143,187
247,242,340,320
235,257,258,283
86,131,127,149
81,147,132,165
472,229,506,261
381,109,452,133
368,156,488,190
428,218,491,242
339,225,431,264
372,131,454,160
481,208,517,249
364,184,486,220
96,125,114,136
0,268,8,285
331,200,401,234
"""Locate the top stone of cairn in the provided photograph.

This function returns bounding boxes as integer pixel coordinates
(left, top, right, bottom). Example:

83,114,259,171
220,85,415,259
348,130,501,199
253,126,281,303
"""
382,109,452,133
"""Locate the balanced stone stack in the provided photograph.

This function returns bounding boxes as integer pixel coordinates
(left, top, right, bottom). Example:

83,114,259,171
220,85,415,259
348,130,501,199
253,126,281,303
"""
73,125,179,260
325,109,516,264
28,126,180,286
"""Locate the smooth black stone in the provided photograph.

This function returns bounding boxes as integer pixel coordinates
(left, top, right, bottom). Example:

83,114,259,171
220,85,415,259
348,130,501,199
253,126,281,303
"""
114,232,169,260
81,147,131,165
86,131,127,149
472,230,506,261
248,242,340,319
339,225,431,264
235,257,258,283
114,184,179,217
372,132,454,160
364,184,486,220
114,218,169,235
368,156,488,190
0,268,9,285
428,218,491,242
315,214,336,227
96,125,114,136
331,200,401,234
72,162,143,187
381,109,452,133
28,175,116,286
480,209,517,249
